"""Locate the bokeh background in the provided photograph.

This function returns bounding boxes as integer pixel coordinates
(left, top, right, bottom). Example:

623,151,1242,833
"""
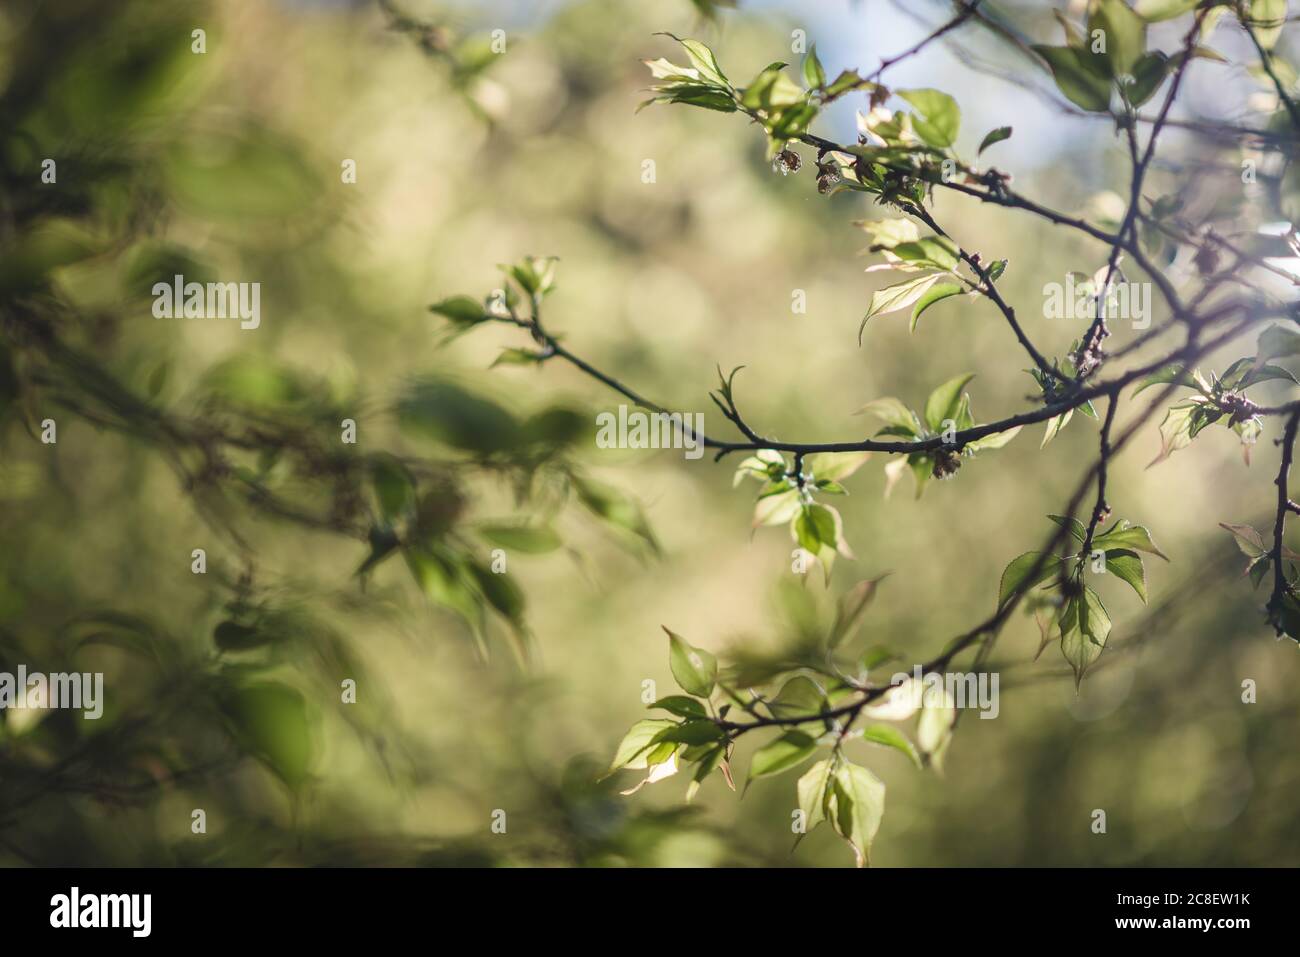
1,0,1298,866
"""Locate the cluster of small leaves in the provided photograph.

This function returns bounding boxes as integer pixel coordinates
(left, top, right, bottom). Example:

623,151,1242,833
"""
1220,521,1300,590
641,35,1008,207
1028,347,1102,448
856,373,1021,498
734,448,870,582
1000,515,1168,684
857,218,1002,335
1220,512,1300,644
606,580,952,866
1032,0,1224,114
399,257,664,659
1139,324,1300,467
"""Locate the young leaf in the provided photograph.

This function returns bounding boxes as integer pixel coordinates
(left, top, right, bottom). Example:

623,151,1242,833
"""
1104,548,1147,603
662,34,729,88
862,273,944,332
1089,0,1148,78
829,761,886,867
770,675,829,719
650,695,708,718
978,125,1012,154
475,522,562,554
924,372,975,433
854,397,921,436
805,450,872,483
917,688,956,772
898,88,961,148
966,425,1022,452
1092,523,1169,560
998,551,1064,609
861,724,922,768
911,281,965,332
1032,45,1113,112
748,730,818,780
802,44,826,89
665,627,717,697
796,758,834,837
1048,513,1087,542
1060,585,1112,686
1040,408,1073,448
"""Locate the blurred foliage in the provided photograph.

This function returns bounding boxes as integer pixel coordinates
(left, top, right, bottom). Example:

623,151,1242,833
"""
0,0,1298,867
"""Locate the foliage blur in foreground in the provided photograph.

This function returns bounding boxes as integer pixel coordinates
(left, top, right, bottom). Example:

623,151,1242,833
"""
2,0,1299,867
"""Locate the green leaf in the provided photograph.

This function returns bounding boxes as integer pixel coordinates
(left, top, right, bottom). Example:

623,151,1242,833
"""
370,454,415,521
397,378,519,454
854,397,920,436
753,486,801,527
1089,0,1148,77
501,255,558,299
1048,513,1087,543
917,689,956,771
1249,556,1272,589
924,372,975,433
998,551,1064,609
650,695,707,718
221,681,315,790
1133,362,1200,395
862,273,944,331
573,476,659,553
476,522,562,554
1220,522,1268,560
1092,523,1170,560
1147,400,1200,467
829,761,886,867
898,88,961,148
428,295,487,326
1256,324,1300,363
805,450,872,482
861,724,922,768
1041,409,1073,448
910,282,965,331
607,718,677,774
796,758,834,836
466,560,526,628
1061,585,1112,686
1032,44,1113,111
741,64,803,112
669,35,730,87
1134,0,1202,21
654,719,726,746
1104,548,1147,603
966,425,1022,452
770,675,829,720
891,236,960,271
978,125,1012,154
802,44,826,89
1125,51,1169,106
856,218,920,249
666,627,717,697
748,730,818,780
794,503,837,554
